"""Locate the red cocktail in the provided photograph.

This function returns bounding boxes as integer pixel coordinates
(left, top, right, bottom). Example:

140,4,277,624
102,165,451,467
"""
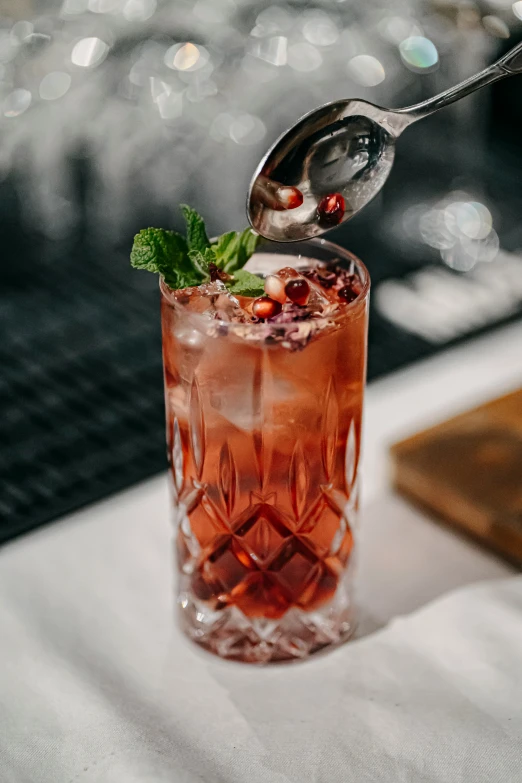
161,239,369,662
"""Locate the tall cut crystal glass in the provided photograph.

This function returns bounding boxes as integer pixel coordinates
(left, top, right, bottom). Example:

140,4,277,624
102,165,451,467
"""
161,239,370,663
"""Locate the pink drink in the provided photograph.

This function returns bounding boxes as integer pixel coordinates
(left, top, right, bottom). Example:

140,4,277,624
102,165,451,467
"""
161,239,370,662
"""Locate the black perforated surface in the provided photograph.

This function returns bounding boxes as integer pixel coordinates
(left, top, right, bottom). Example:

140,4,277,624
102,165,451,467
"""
0,208,165,543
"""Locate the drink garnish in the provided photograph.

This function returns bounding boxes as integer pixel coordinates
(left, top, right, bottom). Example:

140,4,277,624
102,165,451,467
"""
227,269,271,297
317,193,345,226
285,278,310,306
252,295,283,320
130,204,265,296
251,175,304,210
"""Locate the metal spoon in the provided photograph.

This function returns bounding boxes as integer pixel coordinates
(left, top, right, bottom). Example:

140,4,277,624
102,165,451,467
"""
247,42,522,242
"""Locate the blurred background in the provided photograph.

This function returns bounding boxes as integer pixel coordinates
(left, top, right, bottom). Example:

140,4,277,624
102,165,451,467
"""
1,0,521,542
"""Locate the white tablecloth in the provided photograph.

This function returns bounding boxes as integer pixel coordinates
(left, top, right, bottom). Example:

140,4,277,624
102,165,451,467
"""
1,500,521,783
2,321,522,782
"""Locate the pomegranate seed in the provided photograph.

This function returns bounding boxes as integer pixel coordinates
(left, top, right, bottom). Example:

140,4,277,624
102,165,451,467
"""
252,175,304,211
277,186,304,210
252,296,283,320
265,266,300,302
264,274,287,303
317,193,345,226
338,284,358,303
285,278,310,306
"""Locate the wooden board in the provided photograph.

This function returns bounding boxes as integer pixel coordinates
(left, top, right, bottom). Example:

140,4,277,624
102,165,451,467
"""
390,388,522,566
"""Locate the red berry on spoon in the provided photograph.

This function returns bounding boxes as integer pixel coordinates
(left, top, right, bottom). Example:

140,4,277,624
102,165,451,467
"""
317,193,345,226
252,176,304,211
285,278,310,306
278,186,304,210
252,296,283,320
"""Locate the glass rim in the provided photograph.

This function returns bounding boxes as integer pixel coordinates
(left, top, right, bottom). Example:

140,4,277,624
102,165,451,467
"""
160,236,370,334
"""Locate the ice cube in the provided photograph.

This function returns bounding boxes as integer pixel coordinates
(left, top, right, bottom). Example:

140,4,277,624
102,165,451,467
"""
213,292,247,323
211,395,258,431
303,279,330,314
184,281,225,315
210,372,299,431
173,324,206,351
182,281,247,323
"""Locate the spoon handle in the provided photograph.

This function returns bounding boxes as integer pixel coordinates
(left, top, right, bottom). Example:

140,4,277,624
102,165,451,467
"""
496,41,522,73
395,41,522,128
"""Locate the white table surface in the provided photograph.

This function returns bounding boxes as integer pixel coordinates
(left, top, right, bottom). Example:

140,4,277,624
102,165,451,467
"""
2,320,522,782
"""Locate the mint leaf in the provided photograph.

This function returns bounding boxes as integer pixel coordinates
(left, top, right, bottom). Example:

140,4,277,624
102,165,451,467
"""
181,204,210,253
226,269,265,297
211,231,237,270
188,247,213,279
213,228,261,273
130,207,262,293
130,227,201,289
233,227,261,272
187,226,261,279
130,228,187,272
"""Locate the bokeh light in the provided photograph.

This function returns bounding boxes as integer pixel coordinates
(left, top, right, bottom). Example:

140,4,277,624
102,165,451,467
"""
347,54,386,86
123,0,157,22
229,113,266,145
155,89,183,120
441,229,499,271
164,42,209,72
10,22,34,43
444,201,493,241
253,6,293,36
71,37,109,68
61,0,89,14
378,16,423,44
250,36,288,67
210,111,266,145
39,72,72,101
3,89,31,118
287,42,322,72
482,15,511,38
418,193,498,271
399,36,439,72
302,11,339,47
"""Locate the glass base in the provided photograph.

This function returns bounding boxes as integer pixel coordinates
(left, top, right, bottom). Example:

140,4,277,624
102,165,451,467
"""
178,583,355,664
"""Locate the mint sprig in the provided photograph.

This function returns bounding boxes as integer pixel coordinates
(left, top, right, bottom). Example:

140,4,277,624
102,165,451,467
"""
211,227,260,273
181,204,210,254
130,205,264,296
130,228,198,290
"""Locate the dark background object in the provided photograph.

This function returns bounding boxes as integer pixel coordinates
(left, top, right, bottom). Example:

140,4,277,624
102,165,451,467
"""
391,388,522,565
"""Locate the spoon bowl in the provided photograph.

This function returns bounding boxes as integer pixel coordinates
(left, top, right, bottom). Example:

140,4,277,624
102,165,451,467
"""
248,99,406,242
247,41,522,242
